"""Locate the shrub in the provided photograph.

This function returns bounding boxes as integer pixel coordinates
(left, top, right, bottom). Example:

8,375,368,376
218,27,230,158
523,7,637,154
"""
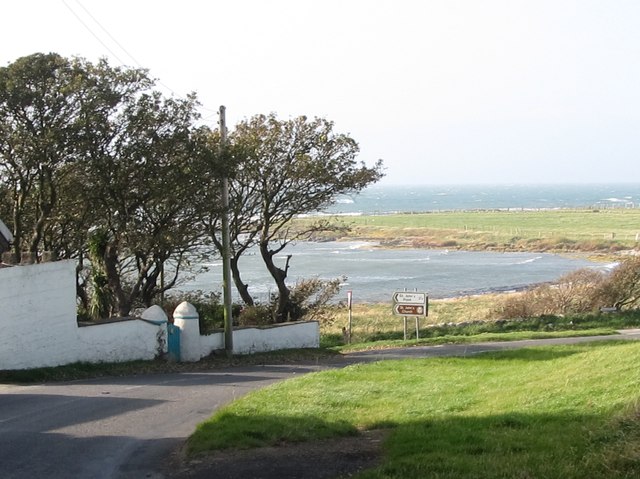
288,276,345,323
237,304,275,326
495,268,608,319
547,268,607,314
598,257,640,310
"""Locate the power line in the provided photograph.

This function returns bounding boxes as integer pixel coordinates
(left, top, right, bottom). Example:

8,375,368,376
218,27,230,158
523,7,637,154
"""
61,0,128,66
70,0,143,68
60,0,220,117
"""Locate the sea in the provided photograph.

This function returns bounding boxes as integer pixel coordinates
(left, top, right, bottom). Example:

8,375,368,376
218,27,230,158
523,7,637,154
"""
185,184,639,303
324,183,640,215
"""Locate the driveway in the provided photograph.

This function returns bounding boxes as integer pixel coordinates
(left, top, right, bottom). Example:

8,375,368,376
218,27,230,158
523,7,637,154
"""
2,331,640,478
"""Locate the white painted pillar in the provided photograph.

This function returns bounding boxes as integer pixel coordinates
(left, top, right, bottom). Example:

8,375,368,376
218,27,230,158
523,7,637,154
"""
141,305,169,356
173,301,202,362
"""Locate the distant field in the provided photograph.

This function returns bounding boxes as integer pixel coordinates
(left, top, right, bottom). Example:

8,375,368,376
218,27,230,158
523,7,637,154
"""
301,208,640,252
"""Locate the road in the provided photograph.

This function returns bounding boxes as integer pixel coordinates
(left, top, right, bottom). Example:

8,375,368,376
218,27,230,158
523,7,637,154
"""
2,331,640,479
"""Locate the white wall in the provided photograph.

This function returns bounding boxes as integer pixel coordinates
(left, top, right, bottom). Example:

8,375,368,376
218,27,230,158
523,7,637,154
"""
233,321,320,355
0,261,166,370
0,261,320,371
199,321,320,357
76,319,165,363
1,261,79,370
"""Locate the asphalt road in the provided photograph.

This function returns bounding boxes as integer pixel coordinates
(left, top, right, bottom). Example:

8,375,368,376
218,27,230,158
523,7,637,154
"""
2,331,640,479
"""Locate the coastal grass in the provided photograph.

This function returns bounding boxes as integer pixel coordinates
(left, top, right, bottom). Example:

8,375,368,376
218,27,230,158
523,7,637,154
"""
187,341,640,478
298,208,640,252
320,298,640,349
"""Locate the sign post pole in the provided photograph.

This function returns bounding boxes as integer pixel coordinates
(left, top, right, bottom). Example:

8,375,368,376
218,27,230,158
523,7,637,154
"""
347,290,353,344
392,291,428,341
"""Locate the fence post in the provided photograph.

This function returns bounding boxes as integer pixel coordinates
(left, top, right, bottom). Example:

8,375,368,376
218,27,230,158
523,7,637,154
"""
173,301,202,362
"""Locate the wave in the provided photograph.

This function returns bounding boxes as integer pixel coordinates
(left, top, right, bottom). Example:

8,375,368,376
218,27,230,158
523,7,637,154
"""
512,256,543,265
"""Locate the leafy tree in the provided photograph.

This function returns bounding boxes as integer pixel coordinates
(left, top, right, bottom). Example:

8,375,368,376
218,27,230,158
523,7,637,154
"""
0,53,88,260
79,91,221,316
219,114,383,322
0,53,224,317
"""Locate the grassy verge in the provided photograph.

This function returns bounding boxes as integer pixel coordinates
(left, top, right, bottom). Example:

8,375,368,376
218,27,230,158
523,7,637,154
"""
187,341,640,478
0,348,337,384
321,299,640,349
334,328,618,352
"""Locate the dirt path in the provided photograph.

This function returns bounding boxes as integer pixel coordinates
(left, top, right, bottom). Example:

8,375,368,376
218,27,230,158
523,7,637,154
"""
168,429,388,479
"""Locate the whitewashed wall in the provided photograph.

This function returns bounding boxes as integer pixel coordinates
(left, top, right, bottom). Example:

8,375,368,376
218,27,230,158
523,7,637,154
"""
0,261,79,370
231,321,320,355
196,321,320,357
0,261,166,370
0,262,319,371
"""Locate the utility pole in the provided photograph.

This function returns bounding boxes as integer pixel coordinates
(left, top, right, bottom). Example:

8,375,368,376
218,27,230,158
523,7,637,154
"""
219,105,233,356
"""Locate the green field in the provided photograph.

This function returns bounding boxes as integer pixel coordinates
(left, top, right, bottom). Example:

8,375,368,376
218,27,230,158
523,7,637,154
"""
301,208,640,252
188,341,640,478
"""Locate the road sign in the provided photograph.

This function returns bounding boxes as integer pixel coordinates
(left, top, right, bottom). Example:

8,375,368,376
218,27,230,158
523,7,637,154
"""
393,292,427,304
394,304,426,316
392,291,428,317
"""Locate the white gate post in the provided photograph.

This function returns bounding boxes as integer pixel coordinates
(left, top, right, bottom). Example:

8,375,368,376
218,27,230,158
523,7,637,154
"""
173,301,202,362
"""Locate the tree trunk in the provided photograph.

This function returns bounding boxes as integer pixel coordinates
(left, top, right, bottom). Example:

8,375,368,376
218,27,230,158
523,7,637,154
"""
230,255,254,306
103,242,131,317
259,242,291,322
29,167,57,257
12,192,24,262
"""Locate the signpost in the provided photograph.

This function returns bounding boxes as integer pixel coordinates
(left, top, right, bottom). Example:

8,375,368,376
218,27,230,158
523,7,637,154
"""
346,290,353,344
392,291,428,340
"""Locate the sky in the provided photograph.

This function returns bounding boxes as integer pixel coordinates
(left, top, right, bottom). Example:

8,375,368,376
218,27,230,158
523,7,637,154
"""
2,0,640,185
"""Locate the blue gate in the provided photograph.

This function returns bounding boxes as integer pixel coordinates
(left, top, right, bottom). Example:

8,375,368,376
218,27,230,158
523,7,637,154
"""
167,323,181,361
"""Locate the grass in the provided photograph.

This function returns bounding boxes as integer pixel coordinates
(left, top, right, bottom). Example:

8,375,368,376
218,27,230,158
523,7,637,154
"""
187,341,640,478
334,329,618,352
320,298,640,349
297,208,640,253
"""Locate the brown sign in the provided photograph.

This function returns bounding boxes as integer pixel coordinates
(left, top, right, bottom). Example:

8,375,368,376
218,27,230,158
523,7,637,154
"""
394,304,426,316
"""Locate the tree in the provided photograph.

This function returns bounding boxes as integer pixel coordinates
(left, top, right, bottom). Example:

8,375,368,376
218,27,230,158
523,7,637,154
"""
79,91,221,316
0,53,87,260
219,114,383,321
0,53,225,317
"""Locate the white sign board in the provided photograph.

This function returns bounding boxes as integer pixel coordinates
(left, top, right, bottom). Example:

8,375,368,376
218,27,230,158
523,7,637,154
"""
393,292,427,304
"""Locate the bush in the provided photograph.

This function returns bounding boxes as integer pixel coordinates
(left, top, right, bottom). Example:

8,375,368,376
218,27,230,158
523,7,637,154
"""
495,268,608,319
237,304,275,326
236,276,345,326
288,276,345,323
598,257,640,310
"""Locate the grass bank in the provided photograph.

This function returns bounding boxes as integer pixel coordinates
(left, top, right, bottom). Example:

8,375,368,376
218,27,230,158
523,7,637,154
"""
298,208,640,253
188,340,640,478
320,299,640,349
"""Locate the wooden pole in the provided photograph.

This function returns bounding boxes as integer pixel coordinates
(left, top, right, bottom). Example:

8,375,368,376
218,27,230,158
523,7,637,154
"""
219,105,233,356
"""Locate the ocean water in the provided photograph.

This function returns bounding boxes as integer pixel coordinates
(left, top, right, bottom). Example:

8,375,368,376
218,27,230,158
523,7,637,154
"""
186,243,610,304
185,184,633,303
326,183,640,215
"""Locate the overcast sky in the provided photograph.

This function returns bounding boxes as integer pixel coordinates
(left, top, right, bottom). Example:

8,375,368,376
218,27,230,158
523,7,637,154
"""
2,1,640,185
